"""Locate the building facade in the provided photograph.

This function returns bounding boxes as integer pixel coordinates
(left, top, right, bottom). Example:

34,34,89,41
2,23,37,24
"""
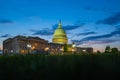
48,43,64,54
3,35,93,54
3,35,64,54
3,35,49,54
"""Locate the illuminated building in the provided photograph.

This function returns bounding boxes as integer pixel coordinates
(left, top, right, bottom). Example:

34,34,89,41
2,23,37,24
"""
52,21,68,44
3,21,93,54
52,21,93,53
48,43,63,54
3,35,48,54
3,35,64,54
75,47,93,53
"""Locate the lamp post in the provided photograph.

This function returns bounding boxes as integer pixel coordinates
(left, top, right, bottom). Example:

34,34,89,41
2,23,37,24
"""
27,44,31,54
72,42,76,54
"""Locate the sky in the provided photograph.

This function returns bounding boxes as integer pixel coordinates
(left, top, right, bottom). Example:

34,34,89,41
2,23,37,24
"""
0,0,120,51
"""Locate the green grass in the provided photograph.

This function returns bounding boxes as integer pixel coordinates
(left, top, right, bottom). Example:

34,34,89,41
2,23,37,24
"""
0,53,120,80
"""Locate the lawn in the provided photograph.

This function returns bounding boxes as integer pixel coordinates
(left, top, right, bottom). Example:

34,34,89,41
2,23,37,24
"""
0,53,120,80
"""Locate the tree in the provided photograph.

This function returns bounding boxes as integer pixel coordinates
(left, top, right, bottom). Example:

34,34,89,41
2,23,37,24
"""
64,44,68,52
105,45,111,53
111,47,118,53
97,50,101,54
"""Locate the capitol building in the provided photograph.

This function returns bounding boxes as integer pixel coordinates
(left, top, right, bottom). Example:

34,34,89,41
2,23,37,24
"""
3,21,93,54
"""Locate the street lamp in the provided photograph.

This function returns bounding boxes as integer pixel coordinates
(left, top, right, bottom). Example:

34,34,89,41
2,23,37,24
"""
27,44,31,54
72,42,76,54
72,44,76,48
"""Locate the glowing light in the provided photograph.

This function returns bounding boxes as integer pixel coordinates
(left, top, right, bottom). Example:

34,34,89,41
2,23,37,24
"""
10,50,13,53
83,49,86,52
32,46,35,50
72,44,76,48
60,48,63,51
72,49,75,52
21,50,25,53
44,47,49,51
35,43,37,46
27,44,31,48
93,49,97,53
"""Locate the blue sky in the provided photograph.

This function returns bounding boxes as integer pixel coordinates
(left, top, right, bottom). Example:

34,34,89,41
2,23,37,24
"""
0,0,120,51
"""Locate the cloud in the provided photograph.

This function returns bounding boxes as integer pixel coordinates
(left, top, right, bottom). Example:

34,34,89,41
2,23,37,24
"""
84,6,118,13
31,29,54,36
0,34,11,38
115,25,120,30
72,39,120,45
0,19,13,24
87,40,120,45
80,29,120,42
31,22,85,36
94,40,120,44
83,29,91,32
63,25,84,30
96,12,120,25
71,29,120,45
52,23,84,31
76,32,96,36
